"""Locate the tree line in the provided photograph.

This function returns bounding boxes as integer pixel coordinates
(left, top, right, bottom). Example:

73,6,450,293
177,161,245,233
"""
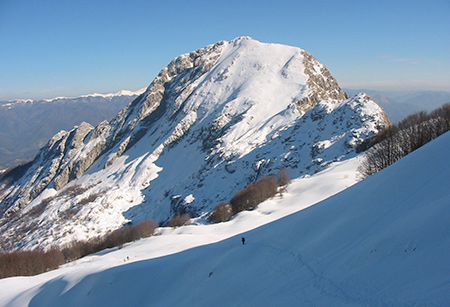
358,103,450,178
0,219,158,279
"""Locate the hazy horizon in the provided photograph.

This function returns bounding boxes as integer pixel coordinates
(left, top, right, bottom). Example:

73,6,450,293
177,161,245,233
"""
3,87,450,103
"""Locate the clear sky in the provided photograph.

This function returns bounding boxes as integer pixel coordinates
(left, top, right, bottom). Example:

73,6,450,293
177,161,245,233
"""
1,0,449,100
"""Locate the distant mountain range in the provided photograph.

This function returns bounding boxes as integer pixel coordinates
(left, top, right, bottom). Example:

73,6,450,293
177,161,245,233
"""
0,89,144,168
344,89,450,123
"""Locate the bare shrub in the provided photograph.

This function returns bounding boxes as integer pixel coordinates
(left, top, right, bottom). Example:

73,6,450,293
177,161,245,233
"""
28,196,53,218
27,203,46,218
277,168,290,186
61,231,129,262
101,226,137,249
15,221,39,240
43,248,65,270
254,176,278,203
135,219,158,238
397,120,431,153
77,192,103,206
209,203,232,223
0,249,64,279
59,184,89,198
61,240,98,262
60,219,159,263
167,213,191,227
230,186,253,214
230,176,278,214
60,207,79,220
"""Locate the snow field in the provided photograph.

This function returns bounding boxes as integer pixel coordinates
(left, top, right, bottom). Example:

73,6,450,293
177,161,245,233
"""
1,131,449,305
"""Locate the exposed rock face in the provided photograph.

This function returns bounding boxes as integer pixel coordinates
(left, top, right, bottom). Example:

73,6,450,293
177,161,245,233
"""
110,42,224,141
0,122,95,212
298,50,348,114
0,37,390,250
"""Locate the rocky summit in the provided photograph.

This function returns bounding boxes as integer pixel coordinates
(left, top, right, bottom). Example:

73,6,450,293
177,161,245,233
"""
0,37,389,250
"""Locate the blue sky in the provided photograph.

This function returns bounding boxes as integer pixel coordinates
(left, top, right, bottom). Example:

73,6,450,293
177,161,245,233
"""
1,0,449,100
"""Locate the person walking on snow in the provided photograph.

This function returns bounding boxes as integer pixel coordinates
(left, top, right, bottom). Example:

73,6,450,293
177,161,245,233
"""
242,237,245,245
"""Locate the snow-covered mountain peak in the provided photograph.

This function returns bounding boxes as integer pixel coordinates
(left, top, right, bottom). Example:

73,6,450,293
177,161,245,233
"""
115,37,347,157
0,38,389,250
230,35,254,42
78,88,146,100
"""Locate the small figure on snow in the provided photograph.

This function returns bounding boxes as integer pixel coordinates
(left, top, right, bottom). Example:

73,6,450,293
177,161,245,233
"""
242,237,245,245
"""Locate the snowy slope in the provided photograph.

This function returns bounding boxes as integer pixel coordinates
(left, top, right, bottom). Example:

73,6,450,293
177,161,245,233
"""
0,131,448,306
0,37,388,251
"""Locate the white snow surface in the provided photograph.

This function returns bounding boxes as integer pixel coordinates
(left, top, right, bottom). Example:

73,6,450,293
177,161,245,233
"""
1,131,448,306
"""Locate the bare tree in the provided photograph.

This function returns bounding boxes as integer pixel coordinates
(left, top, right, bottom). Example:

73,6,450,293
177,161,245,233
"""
358,103,450,179
167,213,191,227
135,219,158,238
358,136,403,178
209,203,232,223
277,168,290,186
230,176,278,214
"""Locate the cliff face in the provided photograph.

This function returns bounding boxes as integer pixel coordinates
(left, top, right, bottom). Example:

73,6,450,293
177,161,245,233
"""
0,37,390,250
298,50,349,113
